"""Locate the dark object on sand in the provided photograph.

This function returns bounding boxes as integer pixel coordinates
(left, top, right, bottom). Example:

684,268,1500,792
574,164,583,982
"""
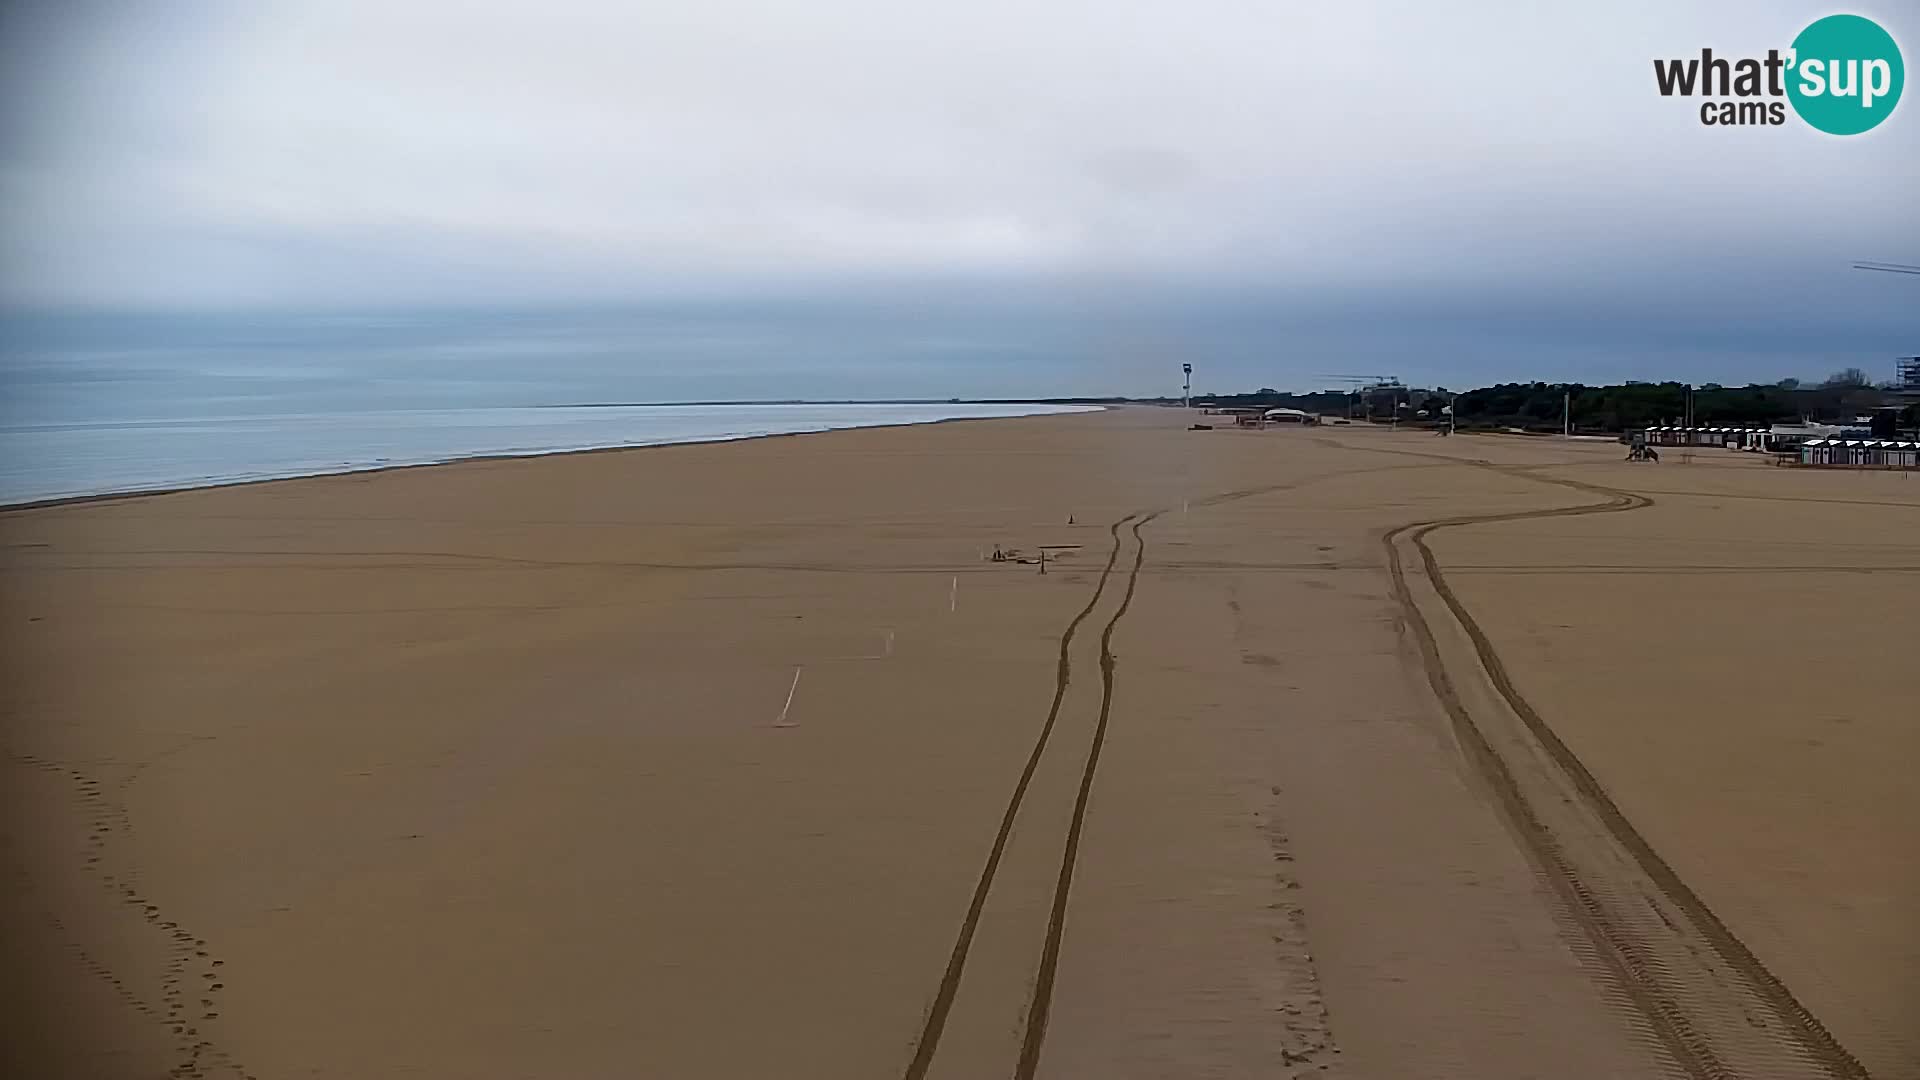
1189,423,1213,430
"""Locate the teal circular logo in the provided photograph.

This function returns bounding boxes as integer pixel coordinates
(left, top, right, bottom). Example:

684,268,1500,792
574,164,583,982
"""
1787,14,1904,135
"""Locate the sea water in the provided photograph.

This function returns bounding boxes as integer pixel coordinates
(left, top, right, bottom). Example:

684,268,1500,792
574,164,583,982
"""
0,312,1098,505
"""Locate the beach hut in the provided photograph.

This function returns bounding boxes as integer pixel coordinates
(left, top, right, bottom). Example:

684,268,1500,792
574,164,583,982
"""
1800,439,1920,468
1871,440,1920,468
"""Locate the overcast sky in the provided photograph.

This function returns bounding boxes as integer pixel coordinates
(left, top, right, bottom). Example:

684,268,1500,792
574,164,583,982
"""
0,1,1914,392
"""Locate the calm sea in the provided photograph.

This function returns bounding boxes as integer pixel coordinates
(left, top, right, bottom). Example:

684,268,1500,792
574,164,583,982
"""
0,311,1097,505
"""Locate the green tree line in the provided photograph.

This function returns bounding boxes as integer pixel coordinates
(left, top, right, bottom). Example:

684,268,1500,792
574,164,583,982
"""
1452,379,1900,433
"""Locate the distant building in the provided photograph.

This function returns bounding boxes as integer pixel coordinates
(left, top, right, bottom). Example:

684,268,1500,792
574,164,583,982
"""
1892,356,1920,404
1638,422,1885,455
1766,420,1872,442
1642,426,1775,448
1261,407,1316,425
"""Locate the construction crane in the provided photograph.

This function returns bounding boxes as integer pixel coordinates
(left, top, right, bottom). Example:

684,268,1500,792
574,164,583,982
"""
1312,373,1404,422
1312,372,1402,386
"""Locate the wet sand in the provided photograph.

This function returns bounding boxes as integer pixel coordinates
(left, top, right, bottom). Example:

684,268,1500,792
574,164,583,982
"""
3,408,1912,1079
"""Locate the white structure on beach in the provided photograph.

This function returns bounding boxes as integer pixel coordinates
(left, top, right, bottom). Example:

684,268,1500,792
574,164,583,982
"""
1798,439,1920,468
1642,423,1878,455
1261,408,1315,424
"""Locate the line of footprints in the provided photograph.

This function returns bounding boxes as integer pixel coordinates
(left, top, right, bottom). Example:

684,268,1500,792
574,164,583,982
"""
16,753,255,1080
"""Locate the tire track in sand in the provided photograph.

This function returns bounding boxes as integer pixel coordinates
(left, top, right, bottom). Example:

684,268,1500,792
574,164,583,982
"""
1376,454,1869,1080
899,515,1133,1080
902,460,1412,1078
1013,512,1160,1080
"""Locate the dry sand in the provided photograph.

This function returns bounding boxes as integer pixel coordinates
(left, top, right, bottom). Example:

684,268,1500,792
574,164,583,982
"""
3,408,1913,1079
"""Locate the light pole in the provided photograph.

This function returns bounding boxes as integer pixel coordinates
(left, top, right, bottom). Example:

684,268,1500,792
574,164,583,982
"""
1182,363,1192,409
1683,384,1695,465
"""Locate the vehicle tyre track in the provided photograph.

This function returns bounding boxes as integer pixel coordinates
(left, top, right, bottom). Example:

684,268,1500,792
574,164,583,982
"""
1013,511,1160,1080
900,459,1429,1078
898,515,1133,1080
1377,456,1869,1080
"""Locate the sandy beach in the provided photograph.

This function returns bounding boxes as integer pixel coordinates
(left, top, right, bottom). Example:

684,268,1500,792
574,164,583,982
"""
4,407,1914,1079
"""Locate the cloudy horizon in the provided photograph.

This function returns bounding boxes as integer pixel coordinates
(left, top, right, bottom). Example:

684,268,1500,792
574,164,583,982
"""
1,1,1914,394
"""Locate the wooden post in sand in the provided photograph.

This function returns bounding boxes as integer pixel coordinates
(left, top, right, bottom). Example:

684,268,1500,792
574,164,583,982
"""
773,666,803,728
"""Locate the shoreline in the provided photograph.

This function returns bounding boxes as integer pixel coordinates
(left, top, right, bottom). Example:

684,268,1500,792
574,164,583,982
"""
0,403,1107,514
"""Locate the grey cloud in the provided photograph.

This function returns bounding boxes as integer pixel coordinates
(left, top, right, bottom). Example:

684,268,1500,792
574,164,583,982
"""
0,0,1913,388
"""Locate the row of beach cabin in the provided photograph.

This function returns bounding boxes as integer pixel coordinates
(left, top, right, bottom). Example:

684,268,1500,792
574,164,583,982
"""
1798,439,1920,468
1638,425,1920,468
1642,426,1787,451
